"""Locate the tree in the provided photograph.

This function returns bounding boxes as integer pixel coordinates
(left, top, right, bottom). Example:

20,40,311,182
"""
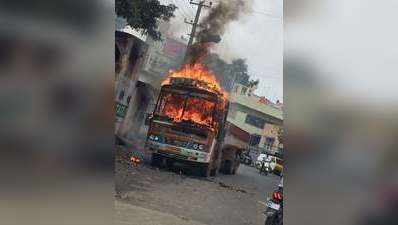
203,54,231,90
248,79,259,88
116,0,177,41
202,55,261,91
230,58,250,86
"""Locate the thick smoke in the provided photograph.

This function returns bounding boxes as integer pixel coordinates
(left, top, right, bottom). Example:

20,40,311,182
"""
187,0,252,64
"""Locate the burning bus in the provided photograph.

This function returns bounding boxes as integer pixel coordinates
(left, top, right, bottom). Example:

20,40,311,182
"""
145,64,240,176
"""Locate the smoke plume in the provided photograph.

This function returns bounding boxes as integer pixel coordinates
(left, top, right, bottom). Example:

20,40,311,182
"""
187,0,252,64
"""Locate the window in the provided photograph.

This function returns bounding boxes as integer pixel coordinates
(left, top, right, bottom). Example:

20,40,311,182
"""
182,97,215,126
245,114,266,129
115,44,121,74
155,92,216,127
265,137,275,145
249,134,261,147
119,90,125,101
264,137,275,148
156,92,185,120
241,87,247,95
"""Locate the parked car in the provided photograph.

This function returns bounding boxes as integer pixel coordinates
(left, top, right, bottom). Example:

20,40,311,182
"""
255,154,268,168
273,157,283,176
257,155,283,176
240,152,253,166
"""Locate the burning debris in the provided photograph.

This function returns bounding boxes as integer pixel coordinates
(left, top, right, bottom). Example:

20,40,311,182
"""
187,0,252,64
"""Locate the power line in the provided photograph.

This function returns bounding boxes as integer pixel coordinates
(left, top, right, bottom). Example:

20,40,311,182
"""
251,10,282,21
252,10,274,15
170,0,194,19
188,3,197,15
178,1,195,18
184,1,212,52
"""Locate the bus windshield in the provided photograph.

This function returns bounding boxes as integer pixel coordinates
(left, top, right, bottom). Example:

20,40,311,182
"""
155,92,217,128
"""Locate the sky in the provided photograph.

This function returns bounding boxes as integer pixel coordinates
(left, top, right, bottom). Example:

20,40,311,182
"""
285,0,398,107
162,0,283,102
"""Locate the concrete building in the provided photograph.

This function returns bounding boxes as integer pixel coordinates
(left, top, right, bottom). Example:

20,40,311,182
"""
132,25,186,139
227,83,283,158
114,18,188,143
139,36,186,88
115,20,187,142
115,31,149,139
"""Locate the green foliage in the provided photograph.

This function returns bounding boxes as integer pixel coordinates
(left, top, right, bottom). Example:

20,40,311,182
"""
203,54,260,91
230,59,259,87
203,54,233,90
248,79,259,88
230,58,250,86
116,0,176,41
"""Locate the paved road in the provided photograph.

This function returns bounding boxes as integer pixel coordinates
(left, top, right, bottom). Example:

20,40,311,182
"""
115,148,280,225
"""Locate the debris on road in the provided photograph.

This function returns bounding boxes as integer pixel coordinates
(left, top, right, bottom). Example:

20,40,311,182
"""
115,147,279,225
218,181,248,193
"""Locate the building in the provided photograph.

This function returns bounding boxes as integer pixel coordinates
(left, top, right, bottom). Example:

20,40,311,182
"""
115,20,187,141
131,23,186,139
139,36,186,88
115,31,149,139
227,83,283,158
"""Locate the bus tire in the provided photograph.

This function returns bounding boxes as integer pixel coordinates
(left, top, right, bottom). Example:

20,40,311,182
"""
210,168,217,177
151,153,162,167
199,164,211,177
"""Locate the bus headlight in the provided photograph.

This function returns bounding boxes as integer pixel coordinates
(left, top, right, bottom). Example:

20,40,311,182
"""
186,142,206,151
148,134,161,142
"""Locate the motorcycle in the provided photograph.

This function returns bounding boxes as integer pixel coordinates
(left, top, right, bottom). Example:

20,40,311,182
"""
258,160,272,175
264,179,283,225
240,153,253,166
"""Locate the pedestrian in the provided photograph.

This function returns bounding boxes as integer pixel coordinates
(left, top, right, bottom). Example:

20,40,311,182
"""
260,160,266,175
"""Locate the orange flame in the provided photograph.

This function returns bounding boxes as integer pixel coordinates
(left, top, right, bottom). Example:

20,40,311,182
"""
161,93,216,127
159,63,228,128
162,63,228,98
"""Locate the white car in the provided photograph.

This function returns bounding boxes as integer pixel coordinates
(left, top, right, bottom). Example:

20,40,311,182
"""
257,153,268,162
256,155,280,172
255,154,271,170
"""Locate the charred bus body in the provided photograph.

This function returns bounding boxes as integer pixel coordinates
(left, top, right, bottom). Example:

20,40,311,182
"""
145,77,238,176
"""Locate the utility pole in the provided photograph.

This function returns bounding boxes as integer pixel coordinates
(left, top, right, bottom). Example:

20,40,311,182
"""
184,0,212,59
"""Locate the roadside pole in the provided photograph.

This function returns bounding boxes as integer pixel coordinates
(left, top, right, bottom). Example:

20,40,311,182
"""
184,0,212,61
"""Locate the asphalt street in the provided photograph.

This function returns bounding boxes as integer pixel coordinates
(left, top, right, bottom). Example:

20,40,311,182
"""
115,148,280,225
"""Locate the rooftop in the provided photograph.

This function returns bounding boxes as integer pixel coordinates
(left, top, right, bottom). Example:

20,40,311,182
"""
229,92,283,121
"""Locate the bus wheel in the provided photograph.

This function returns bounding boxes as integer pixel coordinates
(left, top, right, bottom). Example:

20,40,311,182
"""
165,158,174,169
210,168,217,177
151,153,162,167
199,164,211,177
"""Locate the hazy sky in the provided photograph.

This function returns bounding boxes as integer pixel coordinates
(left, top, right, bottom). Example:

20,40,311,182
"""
163,0,283,102
285,0,398,106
